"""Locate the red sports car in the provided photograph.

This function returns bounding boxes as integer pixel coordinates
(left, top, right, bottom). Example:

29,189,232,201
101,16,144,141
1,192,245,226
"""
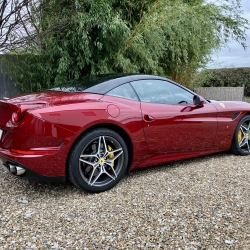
0,74,249,192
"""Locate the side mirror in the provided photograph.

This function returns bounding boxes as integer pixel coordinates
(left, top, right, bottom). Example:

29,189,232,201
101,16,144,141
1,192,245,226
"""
193,95,204,107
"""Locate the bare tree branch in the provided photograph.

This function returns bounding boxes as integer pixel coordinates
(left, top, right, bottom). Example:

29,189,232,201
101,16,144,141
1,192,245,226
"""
0,0,74,53
0,0,40,52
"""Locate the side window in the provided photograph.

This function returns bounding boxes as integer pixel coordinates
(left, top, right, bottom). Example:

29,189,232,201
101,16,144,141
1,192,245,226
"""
131,80,194,104
106,83,139,101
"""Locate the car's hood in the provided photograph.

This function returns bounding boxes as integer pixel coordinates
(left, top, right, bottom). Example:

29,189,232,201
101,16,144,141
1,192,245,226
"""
0,91,103,106
209,99,250,111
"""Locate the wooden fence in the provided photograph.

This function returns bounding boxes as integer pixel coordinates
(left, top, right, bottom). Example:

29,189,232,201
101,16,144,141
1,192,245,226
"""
195,87,244,101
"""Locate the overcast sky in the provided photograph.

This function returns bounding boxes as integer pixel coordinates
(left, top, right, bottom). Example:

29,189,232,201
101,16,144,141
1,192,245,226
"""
208,0,250,68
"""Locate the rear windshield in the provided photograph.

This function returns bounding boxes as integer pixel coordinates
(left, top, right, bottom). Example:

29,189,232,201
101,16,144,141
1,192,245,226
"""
48,74,128,92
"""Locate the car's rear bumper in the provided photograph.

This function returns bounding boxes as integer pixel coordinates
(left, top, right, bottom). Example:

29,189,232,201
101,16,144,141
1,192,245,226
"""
0,154,66,182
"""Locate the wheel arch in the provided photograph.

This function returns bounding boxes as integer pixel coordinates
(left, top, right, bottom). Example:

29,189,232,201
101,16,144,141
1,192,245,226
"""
231,111,250,134
231,113,250,155
66,123,134,172
233,112,250,132
231,112,250,134
243,112,250,117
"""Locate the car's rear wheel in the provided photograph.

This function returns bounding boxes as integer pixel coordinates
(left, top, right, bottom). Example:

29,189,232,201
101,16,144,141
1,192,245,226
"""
68,128,128,193
231,115,250,155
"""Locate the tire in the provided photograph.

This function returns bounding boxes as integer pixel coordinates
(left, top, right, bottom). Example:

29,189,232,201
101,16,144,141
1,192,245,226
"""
231,115,250,155
67,128,128,193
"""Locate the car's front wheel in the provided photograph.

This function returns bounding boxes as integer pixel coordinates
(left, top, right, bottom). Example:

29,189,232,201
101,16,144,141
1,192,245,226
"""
67,128,128,193
231,115,250,155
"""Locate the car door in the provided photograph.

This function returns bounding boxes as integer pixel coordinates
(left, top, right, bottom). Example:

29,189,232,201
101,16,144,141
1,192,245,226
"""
131,79,218,153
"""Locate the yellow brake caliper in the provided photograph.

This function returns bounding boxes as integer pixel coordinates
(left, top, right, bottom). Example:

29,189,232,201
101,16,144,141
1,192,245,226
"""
107,145,114,169
238,129,243,144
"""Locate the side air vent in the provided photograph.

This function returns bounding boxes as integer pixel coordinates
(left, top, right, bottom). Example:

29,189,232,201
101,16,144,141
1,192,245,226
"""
232,112,241,120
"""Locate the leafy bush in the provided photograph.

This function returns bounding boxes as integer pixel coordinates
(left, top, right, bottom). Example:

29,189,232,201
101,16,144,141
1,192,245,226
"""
1,0,249,92
193,68,250,96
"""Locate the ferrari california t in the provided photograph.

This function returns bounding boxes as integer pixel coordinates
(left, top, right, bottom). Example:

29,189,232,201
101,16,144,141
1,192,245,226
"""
0,74,249,192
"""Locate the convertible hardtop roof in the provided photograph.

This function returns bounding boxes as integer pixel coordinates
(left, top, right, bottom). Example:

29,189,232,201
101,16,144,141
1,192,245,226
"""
49,74,179,94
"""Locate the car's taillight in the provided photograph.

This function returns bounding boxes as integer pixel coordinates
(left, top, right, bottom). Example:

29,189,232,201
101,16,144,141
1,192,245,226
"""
12,103,46,123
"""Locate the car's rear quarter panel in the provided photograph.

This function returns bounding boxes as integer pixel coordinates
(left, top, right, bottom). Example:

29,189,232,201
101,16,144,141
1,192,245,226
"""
0,112,77,176
30,96,148,173
0,92,149,177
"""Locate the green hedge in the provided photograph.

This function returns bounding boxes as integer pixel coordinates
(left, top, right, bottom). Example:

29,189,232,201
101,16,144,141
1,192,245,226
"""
193,67,250,96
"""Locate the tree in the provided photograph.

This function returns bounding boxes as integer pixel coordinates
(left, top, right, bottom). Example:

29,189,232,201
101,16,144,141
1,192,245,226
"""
1,0,249,91
0,0,41,52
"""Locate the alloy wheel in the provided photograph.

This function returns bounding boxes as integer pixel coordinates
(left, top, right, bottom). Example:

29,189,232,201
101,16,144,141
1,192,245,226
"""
79,135,124,187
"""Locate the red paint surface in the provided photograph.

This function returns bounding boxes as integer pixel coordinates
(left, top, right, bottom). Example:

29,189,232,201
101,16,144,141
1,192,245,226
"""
107,104,120,118
0,91,250,178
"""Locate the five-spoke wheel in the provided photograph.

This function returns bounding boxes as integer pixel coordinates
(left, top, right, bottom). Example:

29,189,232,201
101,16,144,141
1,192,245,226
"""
231,115,250,155
67,128,128,192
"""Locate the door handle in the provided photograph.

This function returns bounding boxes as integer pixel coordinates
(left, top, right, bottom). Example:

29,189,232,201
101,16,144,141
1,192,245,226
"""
144,114,155,121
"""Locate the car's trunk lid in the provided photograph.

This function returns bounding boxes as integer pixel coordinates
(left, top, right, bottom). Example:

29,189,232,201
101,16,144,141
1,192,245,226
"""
0,91,102,129
2,91,102,105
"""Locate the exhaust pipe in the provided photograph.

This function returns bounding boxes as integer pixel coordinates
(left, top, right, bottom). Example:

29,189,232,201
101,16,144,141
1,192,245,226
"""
8,163,26,176
15,166,26,176
8,164,16,174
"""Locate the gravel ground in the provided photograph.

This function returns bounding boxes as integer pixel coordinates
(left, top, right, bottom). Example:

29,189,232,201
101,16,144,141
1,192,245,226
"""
0,152,250,249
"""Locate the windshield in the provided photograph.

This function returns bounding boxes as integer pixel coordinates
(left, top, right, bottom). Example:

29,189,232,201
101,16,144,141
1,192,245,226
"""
48,74,129,92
